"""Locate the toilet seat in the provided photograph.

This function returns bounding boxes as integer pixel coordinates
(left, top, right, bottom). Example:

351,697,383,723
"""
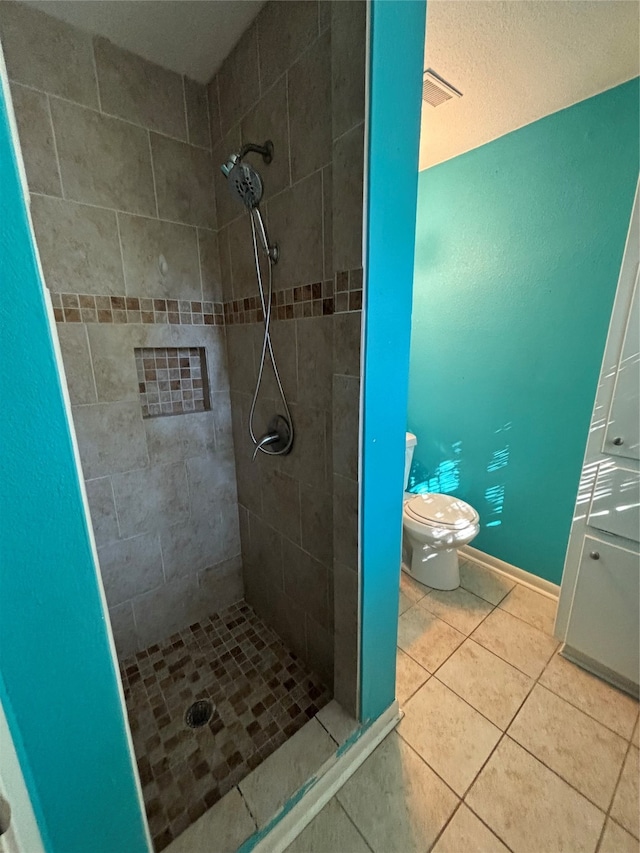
404,493,479,530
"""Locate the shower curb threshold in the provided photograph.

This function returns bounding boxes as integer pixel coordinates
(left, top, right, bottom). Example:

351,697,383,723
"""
240,701,402,853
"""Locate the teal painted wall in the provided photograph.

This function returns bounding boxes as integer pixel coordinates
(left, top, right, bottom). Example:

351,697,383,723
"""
361,0,426,721
0,85,149,852
409,79,639,585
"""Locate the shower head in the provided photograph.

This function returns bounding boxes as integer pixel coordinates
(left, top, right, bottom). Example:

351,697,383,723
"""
224,159,264,210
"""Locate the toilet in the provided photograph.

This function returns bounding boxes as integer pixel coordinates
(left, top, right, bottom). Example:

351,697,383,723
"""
402,432,480,590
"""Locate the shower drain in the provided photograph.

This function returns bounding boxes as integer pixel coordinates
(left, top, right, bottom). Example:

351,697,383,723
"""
185,699,214,729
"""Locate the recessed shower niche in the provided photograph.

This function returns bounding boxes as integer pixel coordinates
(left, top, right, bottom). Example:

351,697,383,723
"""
135,347,211,418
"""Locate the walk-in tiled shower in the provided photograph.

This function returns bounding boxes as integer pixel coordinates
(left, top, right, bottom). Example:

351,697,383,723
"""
0,0,365,846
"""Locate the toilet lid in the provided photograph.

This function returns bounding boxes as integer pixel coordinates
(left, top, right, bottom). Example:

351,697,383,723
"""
405,493,479,529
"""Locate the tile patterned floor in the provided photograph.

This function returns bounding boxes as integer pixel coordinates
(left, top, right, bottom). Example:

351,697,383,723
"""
286,557,640,853
119,600,330,851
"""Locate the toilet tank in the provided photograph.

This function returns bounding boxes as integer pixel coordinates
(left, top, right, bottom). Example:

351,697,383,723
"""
405,432,417,491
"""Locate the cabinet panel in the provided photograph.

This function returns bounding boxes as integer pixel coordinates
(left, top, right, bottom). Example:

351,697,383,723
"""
604,269,639,461
587,464,640,543
566,536,639,687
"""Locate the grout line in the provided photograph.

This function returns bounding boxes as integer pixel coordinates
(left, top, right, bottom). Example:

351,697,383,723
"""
238,785,259,832
335,798,376,853
332,118,365,147
91,38,102,113
181,75,190,145
147,130,160,219
45,94,65,200
82,322,100,404
196,227,206,304
11,81,211,151
114,212,129,296
285,69,293,188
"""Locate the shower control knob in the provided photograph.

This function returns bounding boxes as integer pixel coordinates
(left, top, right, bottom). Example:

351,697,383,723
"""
613,437,624,446
0,795,11,836
589,551,600,560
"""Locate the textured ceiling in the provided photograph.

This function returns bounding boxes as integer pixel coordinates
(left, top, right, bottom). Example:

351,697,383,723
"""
25,0,266,83
420,0,640,170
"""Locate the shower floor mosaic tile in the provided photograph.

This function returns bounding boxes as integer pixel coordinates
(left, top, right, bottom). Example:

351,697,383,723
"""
119,601,331,851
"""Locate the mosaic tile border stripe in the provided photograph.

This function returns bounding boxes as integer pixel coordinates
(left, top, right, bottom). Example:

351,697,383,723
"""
51,270,363,327
51,293,225,326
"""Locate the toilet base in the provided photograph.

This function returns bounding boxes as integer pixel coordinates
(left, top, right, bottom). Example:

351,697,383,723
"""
406,541,460,590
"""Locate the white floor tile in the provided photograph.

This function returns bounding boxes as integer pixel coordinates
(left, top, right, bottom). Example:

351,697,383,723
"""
467,737,605,853
398,678,501,796
508,684,627,809
459,560,515,605
471,607,558,678
396,647,429,705
437,639,532,729
337,732,458,853
539,652,638,740
239,718,336,828
397,605,464,673
599,819,639,853
498,584,557,635
432,804,509,853
610,746,640,839
419,587,493,635
285,797,371,853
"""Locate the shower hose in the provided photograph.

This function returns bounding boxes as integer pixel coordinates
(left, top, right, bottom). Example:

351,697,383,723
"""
247,210,294,459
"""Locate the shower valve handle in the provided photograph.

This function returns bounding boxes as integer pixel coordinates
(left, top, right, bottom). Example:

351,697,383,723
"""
252,432,280,461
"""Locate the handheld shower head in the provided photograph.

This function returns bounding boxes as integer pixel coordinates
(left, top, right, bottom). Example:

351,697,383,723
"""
225,160,264,210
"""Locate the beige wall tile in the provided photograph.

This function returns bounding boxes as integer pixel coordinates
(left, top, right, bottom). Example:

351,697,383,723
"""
51,98,156,215
331,0,366,140
0,2,98,107
10,84,61,196
285,798,369,853
467,738,605,852
337,732,458,853
197,229,222,302
217,24,260,137
396,648,429,705
540,652,639,740
107,601,138,658
419,587,493,635
98,531,164,607
239,717,335,827
132,573,203,648
332,375,359,479
111,462,190,538
397,605,465,673
300,487,332,568
183,77,210,149
432,804,509,853
86,323,138,403
437,639,532,729
144,412,217,466
282,539,329,626
509,684,627,809
333,311,361,378
262,466,301,544
399,678,501,795
151,133,216,228
600,819,639,853
333,474,358,569
241,77,290,198
94,37,186,139
197,555,244,613
160,506,239,581
85,476,120,548
187,451,238,509
212,124,242,229
297,315,332,409
471,607,558,678
31,195,124,295
610,746,639,838
498,583,557,635
459,559,515,605
289,30,331,183
322,163,333,278
257,1,319,93
332,122,364,272
333,561,359,714
305,612,334,688
227,213,262,300
267,170,324,289
118,213,201,300
56,323,97,405
206,78,222,147
72,401,148,479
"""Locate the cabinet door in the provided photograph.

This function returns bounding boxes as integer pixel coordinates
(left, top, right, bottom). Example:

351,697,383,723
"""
604,268,639,461
566,536,639,686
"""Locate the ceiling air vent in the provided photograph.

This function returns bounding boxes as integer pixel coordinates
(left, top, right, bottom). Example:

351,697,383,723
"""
422,69,462,107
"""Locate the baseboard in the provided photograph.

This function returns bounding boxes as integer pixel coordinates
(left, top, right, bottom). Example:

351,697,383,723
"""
561,644,639,699
460,545,560,600
248,702,402,853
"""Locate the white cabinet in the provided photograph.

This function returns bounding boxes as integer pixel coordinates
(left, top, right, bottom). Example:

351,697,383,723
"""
556,186,640,695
